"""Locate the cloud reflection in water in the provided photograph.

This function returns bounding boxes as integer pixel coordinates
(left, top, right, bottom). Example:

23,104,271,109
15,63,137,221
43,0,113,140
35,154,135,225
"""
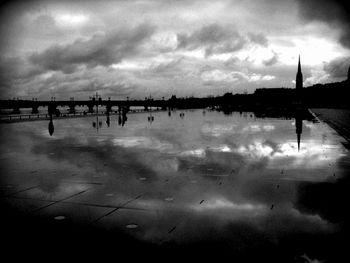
0,109,349,260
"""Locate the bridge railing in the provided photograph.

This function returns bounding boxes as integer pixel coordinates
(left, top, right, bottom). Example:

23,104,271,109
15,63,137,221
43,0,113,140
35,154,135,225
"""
0,107,166,123
0,111,89,122
0,113,50,121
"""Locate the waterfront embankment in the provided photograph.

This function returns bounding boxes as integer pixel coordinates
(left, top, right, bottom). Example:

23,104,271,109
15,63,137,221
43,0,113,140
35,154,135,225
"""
311,108,350,149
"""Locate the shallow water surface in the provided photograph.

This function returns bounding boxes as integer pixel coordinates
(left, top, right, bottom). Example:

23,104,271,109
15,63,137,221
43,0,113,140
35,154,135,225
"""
1,109,349,260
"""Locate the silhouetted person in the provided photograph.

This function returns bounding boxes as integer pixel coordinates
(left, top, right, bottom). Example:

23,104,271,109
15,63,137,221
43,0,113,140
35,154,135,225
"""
106,115,110,127
48,115,54,136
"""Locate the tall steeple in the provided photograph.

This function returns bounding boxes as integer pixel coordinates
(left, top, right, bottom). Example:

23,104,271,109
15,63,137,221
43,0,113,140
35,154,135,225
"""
296,55,303,90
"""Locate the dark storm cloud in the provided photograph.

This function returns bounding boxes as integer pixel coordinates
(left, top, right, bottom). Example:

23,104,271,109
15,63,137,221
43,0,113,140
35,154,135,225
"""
44,80,134,98
0,0,37,48
263,51,278,66
295,0,350,48
28,24,155,74
151,58,184,74
85,81,136,98
26,68,137,99
247,32,268,47
30,14,65,38
0,56,42,89
176,24,268,56
323,56,350,78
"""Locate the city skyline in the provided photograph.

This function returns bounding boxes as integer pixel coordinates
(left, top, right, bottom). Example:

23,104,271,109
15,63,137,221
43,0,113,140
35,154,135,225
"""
0,0,349,100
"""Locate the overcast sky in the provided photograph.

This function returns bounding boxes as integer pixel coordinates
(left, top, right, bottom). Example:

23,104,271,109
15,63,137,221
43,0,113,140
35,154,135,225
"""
0,0,349,100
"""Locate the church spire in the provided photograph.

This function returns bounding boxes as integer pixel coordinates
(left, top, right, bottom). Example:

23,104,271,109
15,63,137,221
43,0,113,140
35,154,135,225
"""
296,55,303,90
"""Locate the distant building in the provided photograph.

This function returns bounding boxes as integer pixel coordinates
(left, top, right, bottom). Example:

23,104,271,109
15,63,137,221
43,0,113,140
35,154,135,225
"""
296,55,303,90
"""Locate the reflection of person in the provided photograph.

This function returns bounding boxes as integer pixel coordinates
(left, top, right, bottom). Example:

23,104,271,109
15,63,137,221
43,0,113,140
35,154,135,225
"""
122,114,127,126
117,109,128,126
48,115,54,136
147,115,154,124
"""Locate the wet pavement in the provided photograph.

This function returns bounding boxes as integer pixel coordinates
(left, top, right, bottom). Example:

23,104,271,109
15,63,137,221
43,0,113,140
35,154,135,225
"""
312,108,350,149
1,109,349,261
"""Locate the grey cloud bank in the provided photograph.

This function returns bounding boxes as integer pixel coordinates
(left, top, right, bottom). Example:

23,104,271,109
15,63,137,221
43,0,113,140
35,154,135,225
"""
296,0,350,48
29,24,156,73
177,24,269,57
324,56,350,79
0,0,349,99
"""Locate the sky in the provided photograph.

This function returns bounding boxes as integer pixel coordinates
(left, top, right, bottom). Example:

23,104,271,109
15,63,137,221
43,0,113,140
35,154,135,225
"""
0,0,349,100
